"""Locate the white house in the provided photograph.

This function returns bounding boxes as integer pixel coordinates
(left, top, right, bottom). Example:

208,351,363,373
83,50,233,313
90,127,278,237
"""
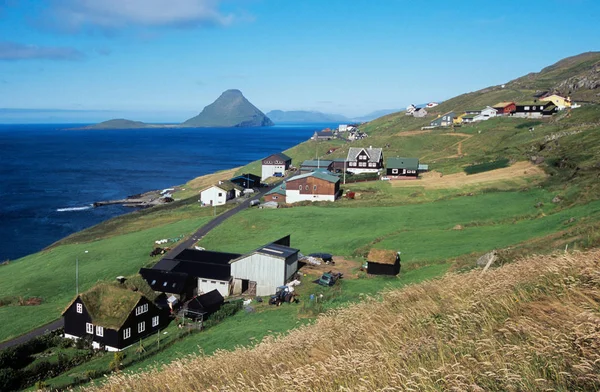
261,153,292,180
198,276,231,298
200,180,242,206
230,242,299,296
346,146,384,174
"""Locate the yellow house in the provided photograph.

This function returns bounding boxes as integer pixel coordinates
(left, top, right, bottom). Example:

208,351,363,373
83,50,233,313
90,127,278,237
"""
540,94,571,109
453,113,466,125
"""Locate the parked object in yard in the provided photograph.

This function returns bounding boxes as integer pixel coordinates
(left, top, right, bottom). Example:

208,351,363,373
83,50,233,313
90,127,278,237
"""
249,200,260,207
308,253,334,264
150,247,170,257
318,271,343,286
268,285,298,306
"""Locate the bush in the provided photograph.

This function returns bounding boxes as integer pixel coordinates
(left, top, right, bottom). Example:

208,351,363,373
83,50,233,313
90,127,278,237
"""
203,300,243,329
0,368,20,391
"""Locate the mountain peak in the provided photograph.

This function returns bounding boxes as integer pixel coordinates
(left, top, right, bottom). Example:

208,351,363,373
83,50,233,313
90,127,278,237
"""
183,89,273,128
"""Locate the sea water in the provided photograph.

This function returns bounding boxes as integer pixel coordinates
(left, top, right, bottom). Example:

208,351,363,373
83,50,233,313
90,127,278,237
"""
0,123,333,261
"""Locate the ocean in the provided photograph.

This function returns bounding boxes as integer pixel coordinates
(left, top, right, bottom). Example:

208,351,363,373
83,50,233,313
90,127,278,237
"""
0,123,332,261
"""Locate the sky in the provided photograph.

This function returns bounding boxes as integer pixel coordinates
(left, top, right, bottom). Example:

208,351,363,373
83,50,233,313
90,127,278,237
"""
0,0,599,123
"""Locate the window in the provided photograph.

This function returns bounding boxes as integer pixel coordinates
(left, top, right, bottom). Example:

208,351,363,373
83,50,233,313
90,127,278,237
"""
86,323,93,334
135,304,148,316
313,185,317,191
368,162,376,167
76,303,83,314
533,106,536,110
298,185,302,190
138,322,145,333
152,316,159,327
151,279,156,285
123,328,131,339
96,326,104,337
273,196,278,200
218,192,222,197
359,155,366,160
524,106,530,111
305,185,309,191
359,162,366,167
220,282,225,285
211,280,216,284
202,279,207,282
392,169,398,174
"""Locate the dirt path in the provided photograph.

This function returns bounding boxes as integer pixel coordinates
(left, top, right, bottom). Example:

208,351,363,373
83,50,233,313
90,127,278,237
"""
390,161,546,189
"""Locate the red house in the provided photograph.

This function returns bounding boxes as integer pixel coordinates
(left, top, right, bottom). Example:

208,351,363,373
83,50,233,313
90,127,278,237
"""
492,102,516,116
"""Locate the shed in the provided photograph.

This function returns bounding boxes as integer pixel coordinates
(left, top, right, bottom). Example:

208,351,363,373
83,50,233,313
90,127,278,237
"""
264,183,286,203
386,157,419,178
230,173,261,189
366,249,401,276
182,289,224,320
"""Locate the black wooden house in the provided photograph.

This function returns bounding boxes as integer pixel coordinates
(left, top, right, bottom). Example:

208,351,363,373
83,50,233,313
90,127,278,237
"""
62,279,167,351
386,157,419,178
230,173,261,189
366,249,401,276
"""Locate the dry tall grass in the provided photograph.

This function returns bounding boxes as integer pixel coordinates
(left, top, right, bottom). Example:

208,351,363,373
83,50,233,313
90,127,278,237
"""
90,250,600,391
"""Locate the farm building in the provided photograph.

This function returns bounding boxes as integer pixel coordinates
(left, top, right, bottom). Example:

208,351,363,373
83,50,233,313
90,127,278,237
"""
386,157,419,178
462,106,497,122
285,170,341,203
181,289,224,321
346,146,384,174
229,173,261,189
200,180,243,206
412,107,428,118
139,267,195,301
366,249,401,276
513,101,558,118
261,152,292,180
300,159,334,173
492,102,516,116
540,94,571,109
429,111,456,127
63,278,166,351
312,130,335,140
263,183,286,203
230,236,299,296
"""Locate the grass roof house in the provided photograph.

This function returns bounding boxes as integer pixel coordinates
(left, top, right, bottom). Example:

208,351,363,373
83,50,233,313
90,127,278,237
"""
62,276,167,351
366,249,401,276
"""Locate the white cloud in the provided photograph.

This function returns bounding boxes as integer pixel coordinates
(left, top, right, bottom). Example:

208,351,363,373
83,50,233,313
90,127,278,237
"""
0,41,84,61
49,0,235,31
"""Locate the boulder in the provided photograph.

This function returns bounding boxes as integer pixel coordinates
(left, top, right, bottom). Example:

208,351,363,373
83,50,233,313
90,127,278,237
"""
552,195,563,204
476,250,498,268
452,224,463,230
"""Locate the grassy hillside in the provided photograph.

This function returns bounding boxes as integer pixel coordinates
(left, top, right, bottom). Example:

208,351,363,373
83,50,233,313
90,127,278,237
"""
90,250,600,392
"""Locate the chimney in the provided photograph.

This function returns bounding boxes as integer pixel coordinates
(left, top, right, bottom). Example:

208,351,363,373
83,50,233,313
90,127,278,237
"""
218,180,223,185
369,145,372,149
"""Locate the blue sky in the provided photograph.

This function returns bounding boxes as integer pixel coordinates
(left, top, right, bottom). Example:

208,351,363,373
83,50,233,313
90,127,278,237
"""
0,0,599,123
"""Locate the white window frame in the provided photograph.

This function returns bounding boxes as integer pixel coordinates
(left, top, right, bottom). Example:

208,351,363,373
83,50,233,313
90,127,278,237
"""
135,303,149,316
123,327,131,339
392,169,398,174
76,303,83,314
86,323,94,334
138,321,145,333
96,326,104,337
152,316,159,327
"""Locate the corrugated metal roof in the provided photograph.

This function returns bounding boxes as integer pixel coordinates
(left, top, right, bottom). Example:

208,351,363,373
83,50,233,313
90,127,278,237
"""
257,243,299,258
301,159,333,167
387,157,419,170
265,183,286,196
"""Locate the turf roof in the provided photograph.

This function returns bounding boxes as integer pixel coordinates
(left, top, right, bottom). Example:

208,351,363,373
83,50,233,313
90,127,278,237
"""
79,283,142,330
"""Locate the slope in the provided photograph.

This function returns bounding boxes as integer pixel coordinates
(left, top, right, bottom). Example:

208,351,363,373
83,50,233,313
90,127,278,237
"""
90,250,600,392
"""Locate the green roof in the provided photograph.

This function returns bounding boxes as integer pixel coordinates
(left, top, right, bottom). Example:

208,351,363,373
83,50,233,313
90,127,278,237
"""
265,183,286,196
387,157,419,170
462,114,478,119
79,283,143,330
465,109,482,113
517,101,545,106
288,171,340,184
301,160,333,167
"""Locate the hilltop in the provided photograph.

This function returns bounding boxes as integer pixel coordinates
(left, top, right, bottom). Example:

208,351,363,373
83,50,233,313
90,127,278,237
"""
183,89,273,127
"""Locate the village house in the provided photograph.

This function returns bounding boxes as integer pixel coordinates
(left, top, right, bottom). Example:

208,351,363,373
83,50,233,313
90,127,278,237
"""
386,157,420,178
200,180,243,206
429,111,456,127
312,129,335,140
405,104,417,115
263,183,286,203
462,106,497,122
62,278,166,351
181,290,224,321
513,101,558,118
540,94,572,110
261,152,292,180
230,236,299,296
229,173,261,189
492,102,516,116
346,146,384,174
285,170,341,203
331,158,347,173
348,130,367,141
413,107,428,118
338,124,357,132
299,159,334,173
366,249,401,276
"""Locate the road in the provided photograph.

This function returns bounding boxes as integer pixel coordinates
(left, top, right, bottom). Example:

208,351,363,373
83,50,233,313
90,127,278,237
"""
0,184,274,351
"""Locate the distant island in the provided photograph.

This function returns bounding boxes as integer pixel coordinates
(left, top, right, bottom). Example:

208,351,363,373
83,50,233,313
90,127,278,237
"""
74,89,273,130
183,89,273,127
266,110,350,123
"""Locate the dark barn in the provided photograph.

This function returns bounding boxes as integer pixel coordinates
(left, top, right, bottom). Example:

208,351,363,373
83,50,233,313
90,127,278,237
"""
230,173,261,189
366,249,401,276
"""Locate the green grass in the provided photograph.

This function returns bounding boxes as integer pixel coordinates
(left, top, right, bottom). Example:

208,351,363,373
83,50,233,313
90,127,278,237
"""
197,189,581,260
0,217,210,343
